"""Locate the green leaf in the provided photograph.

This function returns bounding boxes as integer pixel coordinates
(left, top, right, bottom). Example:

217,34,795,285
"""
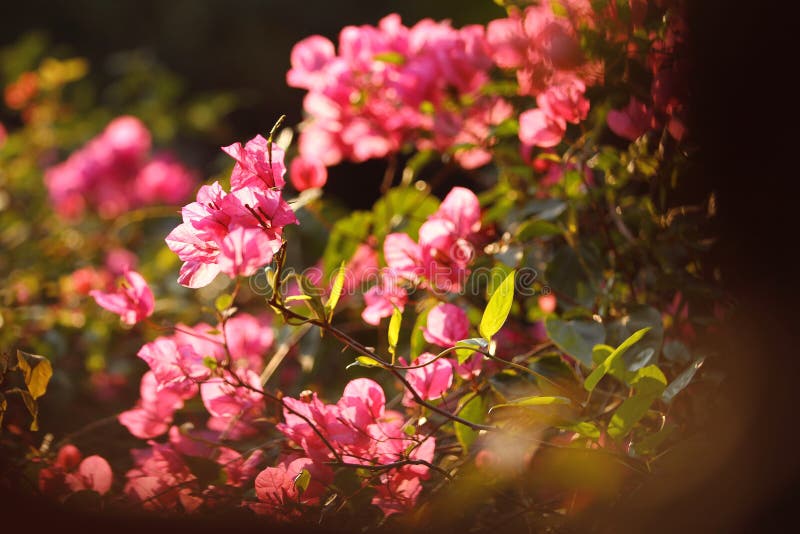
584,328,651,392
489,395,571,413
294,468,311,493
661,358,704,403
373,51,405,65
591,344,614,365
516,219,561,241
214,293,233,312
562,421,601,440
16,350,53,400
388,307,402,357
403,424,416,437
545,317,606,367
326,262,346,318
346,356,383,370
454,338,489,365
607,365,667,441
605,306,664,371
454,393,486,454
479,270,516,340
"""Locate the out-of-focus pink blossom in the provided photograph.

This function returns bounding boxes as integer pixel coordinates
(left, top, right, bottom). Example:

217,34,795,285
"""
361,273,408,325
606,97,653,140
519,108,566,148
119,371,185,439
89,269,154,325
289,156,327,191
45,116,195,220
423,303,469,347
105,248,138,276
39,445,113,499
133,153,196,205
402,352,454,407
287,35,337,90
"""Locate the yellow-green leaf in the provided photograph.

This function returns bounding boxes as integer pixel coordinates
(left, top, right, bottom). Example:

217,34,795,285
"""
346,356,383,370
214,293,234,312
583,328,651,392
488,395,571,413
294,468,311,493
326,262,346,318
388,307,402,358
479,270,516,340
454,393,486,453
16,350,53,400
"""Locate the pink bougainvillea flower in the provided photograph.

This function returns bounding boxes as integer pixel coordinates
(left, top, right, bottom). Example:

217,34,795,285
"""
423,303,469,347
201,368,265,439
104,248,138,276
221,134,286,190
252,456,331,518
287,35,337,90
165,181,297,288
431,186,482,237
361,272,409,325
606,96,653,140
536,74,590,125
119,371,185,439
39,445,113,499
402,352,454,407
89,269,154,325
124,442,200,512
519,108,566,148
133,153,196,205
289,156,328,191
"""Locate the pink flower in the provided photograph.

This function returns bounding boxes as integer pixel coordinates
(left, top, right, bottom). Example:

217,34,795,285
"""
125,442,200,512
39,445,113,499
103,115,151,164
119,371,185,439
221,134,286,190
287,35,336,90
105,248,138,276
253,457,331,518
133,153,196,205
289,156,327,191
201,368,265,439
165,181,297,288
361,272,408,325
519,108,566,148
423,303,469,347
224,313,274,371
402,352,454,407
431,186,482,237
536,75,589,124
89,269,154,325
606,97,653,140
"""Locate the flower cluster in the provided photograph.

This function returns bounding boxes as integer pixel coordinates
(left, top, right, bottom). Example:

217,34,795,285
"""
119,313,273,440
39,445,113,500
44,116,196,219
287,14,509,170
166,135,297,288
258,378,435,517
362,187,481,325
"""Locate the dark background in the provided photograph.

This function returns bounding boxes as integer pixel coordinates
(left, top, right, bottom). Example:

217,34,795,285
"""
1,0,797,531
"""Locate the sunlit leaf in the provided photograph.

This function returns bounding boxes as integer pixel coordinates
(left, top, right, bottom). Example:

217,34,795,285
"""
455,393,486,453
326,262,346,318
584,327,651,392
479,270,516,340
489,395,571,413
388,307,402,358
661,358,705,403
16,350,53,400
294,468,311,493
